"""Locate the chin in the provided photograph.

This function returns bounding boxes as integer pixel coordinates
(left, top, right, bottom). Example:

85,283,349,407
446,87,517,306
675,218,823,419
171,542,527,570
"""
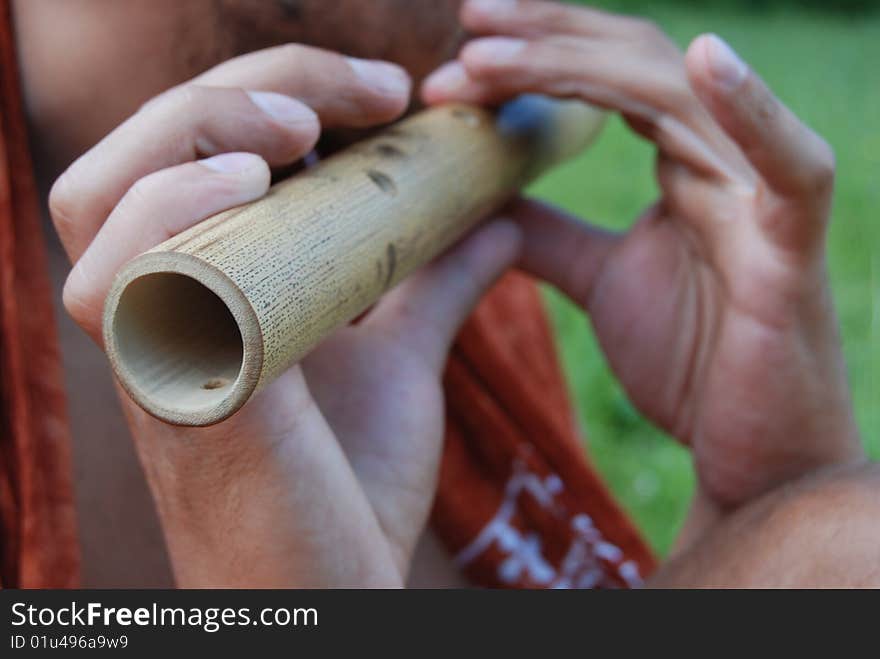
217,0,466,82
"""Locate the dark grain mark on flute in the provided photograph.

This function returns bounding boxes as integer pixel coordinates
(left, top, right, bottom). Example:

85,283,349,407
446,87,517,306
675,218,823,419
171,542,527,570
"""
384,243,397,290
376,143,405,158
367,169,397,195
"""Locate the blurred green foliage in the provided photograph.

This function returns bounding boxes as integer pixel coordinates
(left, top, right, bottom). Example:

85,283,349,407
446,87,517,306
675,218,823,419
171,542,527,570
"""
528,1,879,556
569,0,880,15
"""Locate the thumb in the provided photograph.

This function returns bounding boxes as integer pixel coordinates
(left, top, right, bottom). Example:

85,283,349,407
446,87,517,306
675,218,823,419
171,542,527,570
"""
364,220,522,372
506,198,621,309
685,34,835,203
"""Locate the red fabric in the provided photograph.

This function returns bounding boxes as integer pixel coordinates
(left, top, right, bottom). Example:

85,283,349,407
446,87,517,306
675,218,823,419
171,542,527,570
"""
435,273,656,588
0,0,79,588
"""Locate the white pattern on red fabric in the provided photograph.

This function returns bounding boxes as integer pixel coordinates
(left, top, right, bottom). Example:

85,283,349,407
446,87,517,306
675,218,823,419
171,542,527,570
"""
454,460,643,588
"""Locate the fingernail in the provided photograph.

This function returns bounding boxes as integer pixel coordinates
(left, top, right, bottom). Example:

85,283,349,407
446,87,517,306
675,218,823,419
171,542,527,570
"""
466,37,527,65
199,152,262,173
246,90,315,124
705,34,748,91
347,58,411,97
466,0,516,16
423,61,469,95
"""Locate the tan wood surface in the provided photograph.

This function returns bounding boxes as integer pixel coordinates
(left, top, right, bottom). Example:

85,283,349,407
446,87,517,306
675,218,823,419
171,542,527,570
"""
103,98,605,426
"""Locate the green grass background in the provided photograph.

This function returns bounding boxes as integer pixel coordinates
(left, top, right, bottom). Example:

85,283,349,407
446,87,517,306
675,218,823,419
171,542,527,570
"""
525,1,879,555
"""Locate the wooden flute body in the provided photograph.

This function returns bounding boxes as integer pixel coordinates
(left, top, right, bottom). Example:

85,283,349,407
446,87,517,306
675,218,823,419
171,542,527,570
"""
103,97,604,426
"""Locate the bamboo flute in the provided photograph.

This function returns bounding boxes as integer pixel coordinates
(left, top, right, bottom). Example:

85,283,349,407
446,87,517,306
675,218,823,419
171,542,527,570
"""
103,96,605,426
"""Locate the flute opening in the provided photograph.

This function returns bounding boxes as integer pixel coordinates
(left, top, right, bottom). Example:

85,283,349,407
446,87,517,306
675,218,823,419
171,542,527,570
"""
112,272,244,416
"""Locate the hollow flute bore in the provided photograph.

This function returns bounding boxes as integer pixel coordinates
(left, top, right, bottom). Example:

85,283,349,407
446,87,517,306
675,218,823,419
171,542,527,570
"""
103,97,605,426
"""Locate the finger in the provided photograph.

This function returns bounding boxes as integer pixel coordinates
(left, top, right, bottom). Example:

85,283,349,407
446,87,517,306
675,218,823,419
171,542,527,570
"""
51,85,319,261
685,34,835,204
365,220,522,372
460,0,649,40
194,44,411,128
426,37,669,113
656,155,739,231
63,152,270,341
421,61,482,106
505,198,621,308
422,38,736,179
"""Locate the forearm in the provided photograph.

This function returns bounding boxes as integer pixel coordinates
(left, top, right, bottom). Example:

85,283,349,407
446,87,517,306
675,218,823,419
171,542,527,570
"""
673,423,865,558
121,388,403,588
653,461,879,588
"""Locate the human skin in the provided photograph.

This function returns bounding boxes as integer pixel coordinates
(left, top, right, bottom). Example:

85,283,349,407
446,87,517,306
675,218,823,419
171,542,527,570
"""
15,0,877,587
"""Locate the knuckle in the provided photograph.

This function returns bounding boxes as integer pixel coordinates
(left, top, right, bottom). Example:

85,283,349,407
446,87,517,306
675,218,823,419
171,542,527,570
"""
192,171,257,205
535,2,575,26
48,171,78,238
464,40,528,77
278,42,314,65
137,86,176,114
530,1,598,36
808,138,836,191
143,84,207,118
114,172,165,218
123,175,157,207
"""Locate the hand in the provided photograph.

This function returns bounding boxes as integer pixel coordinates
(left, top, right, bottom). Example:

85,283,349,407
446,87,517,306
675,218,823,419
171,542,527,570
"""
423,0,863,507
52,43,521,586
